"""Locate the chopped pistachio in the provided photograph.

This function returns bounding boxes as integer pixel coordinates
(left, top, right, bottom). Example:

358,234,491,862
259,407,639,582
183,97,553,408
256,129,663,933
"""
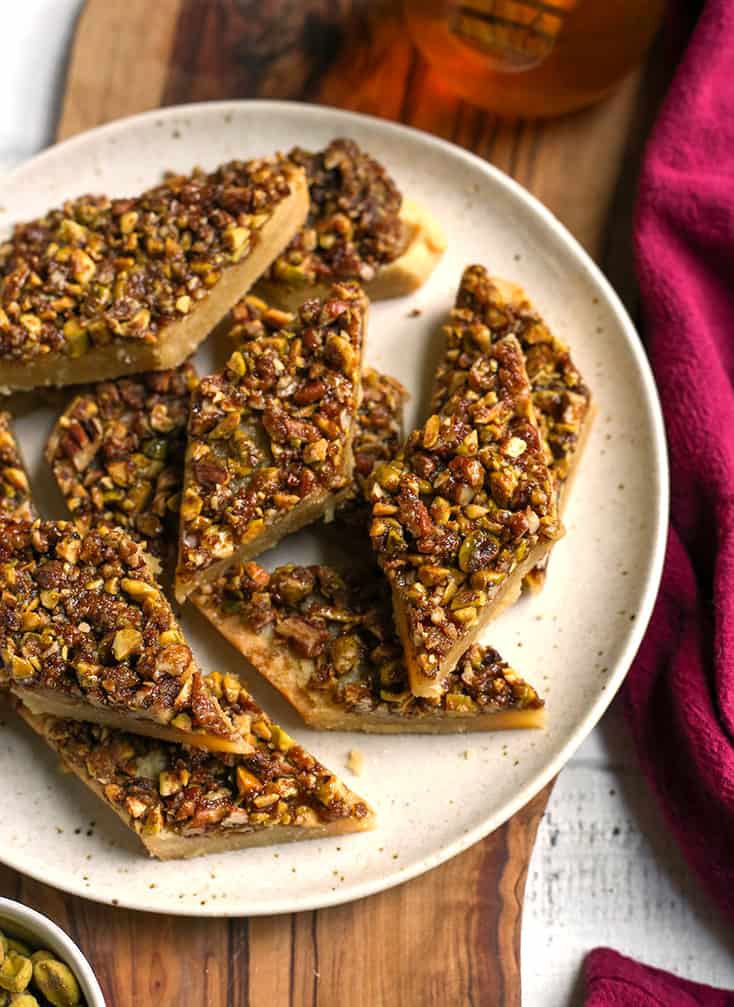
112,627,143,661
0,954,32,994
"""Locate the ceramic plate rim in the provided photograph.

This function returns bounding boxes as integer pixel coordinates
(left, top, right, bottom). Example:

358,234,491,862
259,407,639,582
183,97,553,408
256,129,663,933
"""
0,100,669,916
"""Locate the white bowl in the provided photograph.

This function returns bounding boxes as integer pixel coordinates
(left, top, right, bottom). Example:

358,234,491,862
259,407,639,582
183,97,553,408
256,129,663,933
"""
0,897,105,1006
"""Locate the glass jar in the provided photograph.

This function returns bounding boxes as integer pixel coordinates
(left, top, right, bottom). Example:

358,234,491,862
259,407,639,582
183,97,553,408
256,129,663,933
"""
403,0,666,118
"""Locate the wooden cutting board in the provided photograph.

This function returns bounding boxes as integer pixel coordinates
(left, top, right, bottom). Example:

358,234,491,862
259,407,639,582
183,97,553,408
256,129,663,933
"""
0,2,671,1004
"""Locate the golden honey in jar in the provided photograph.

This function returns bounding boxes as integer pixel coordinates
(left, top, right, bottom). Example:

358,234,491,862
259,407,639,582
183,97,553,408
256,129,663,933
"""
402,0,666,118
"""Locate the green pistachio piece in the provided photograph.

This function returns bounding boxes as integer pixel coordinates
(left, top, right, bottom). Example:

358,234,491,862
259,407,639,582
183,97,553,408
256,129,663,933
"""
9,993,40,1006
29,953,53,967
269,724,295,752
3,945,29,961
0,953,32,993
32,960,81,1007
143,438,168,461
445,693,477,713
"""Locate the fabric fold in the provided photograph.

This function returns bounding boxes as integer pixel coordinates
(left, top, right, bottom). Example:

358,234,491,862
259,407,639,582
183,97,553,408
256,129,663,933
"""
585,948,733,1007
627,0,734,924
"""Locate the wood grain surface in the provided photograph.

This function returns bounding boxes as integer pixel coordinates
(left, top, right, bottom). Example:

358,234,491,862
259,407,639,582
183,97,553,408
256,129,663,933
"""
0,2,671,1005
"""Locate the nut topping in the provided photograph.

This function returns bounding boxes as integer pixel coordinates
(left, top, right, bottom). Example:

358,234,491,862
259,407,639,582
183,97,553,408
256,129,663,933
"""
0,519,247,750
337,367,408,526
175,282,367,599
450,265,593,589
0,412,35,520
265,139,405,288
45,362,197,561
195,561,543,722
370,334,560,694
450,264,592,488
25,672,373,848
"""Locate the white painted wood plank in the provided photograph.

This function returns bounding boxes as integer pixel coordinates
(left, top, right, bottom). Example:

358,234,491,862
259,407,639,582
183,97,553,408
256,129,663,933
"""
523,701,734,1005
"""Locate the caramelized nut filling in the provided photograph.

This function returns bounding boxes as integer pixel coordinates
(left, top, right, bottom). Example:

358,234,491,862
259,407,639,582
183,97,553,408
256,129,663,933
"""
198,561,542,720
0,412,34,520
46,363,198,560
267,138,405,287
176,282,367,596
370,334,560,685
451,265,592,491
33,672,372,839
0,520,243,745
337,367,408,526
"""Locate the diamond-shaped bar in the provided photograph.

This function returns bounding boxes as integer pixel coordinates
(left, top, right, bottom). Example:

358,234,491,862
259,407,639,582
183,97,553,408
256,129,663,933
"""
370,334,561,699
447,265,594,590
17,672,375,859
175,282,368,601
193,560,544,734
0,520,250,752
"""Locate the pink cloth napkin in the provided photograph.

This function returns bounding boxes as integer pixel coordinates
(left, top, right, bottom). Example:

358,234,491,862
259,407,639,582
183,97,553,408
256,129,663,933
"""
627,0,734,925
585,950,733,1007
582,0,734,1001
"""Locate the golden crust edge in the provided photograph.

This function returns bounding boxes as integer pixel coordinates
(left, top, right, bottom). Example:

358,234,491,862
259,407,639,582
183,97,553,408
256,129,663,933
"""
557,397,597,518
12,687,251,754
141,813,376,860
367,197,447,299
523,397,597,593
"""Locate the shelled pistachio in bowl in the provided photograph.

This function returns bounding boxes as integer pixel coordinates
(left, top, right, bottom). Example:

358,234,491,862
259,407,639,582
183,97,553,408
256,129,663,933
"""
0,901,104,1007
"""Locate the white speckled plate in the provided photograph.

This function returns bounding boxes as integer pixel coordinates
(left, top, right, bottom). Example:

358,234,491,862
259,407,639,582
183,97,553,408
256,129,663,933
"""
0,101,667,916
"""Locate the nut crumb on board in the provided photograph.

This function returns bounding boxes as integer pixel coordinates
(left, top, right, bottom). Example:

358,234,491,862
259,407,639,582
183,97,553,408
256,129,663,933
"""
347,748,365,776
